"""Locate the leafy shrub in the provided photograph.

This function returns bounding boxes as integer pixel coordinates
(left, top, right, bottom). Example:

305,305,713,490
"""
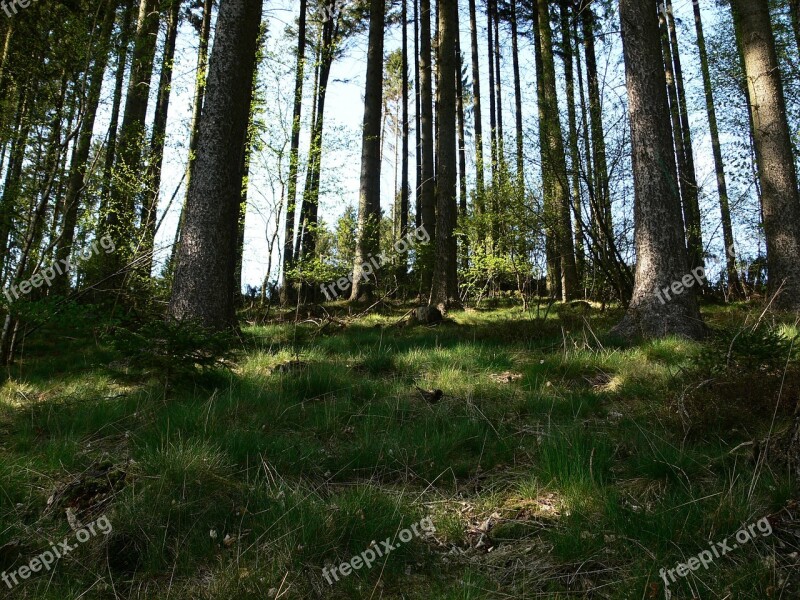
694,323,798,375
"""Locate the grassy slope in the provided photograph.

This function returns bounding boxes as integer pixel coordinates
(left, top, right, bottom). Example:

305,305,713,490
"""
0,302,798,599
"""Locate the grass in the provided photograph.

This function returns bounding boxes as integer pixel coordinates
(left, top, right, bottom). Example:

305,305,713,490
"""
0,301,798,598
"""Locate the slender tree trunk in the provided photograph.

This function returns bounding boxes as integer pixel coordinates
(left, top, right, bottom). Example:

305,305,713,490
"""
168,0,263,329
536,0,578,301
414,0,422,228
580,1,611,257
692,0,741,297
53,0,117,295
613,0,704,340
561,1,584,286
419,0,435,283
430,0,458,311
665,0,703,272
140,0,181,277
401,0,410,258
102,0,160,284
101,0,135,206
789,0,800,58
298,17,337,275
0,90,30,275
492,0,503,162
487,0,497,179
510,0,523,187
468,0,485,210
280,0,306,304
350,0,385,301
731,0,800,309
455,27,467,222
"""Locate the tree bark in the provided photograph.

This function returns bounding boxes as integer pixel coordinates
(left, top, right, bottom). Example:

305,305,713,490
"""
536,0,578,301
692,0,741,297
430,0,458,312
790,0,800,58
419,0,436,288
510,0,523,187
280,0,306,304
613,0,704,340
140,0,181,277
350,0,385,301
561,0,584,286
53,0,117,295
664,0,703,273
731,0,800,309
414,0,422,228
168,0,262,329
103,0,160,282
401,0,410,256
468,0,485,208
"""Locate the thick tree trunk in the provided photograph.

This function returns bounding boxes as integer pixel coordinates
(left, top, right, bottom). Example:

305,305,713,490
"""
53,0,117,295
350,0,385,301
536,0,578,301
692,0,741,297
419,0,436,289
731,0,800,309
430,0,458,312
613,0,704,340
140,0,181,277
468,0,485,208
168,0,262,329
172,0,214,273
280,0,306,304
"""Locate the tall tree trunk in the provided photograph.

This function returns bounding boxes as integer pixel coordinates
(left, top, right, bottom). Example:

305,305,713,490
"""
419,0,436,289
280,0,306,304
172,0,214,272
510,0,523,187
468,0,485,210
613,0,704,340
580,1,611,259
487,0,497,179
664,0,703,272
731,0,800,309
430,0,458,311
298,16,337,275
414,0,422,228
168,0,262,329
140,0,181,277
456,26,467,222
102,0,160,284
350,0,385,301
0,89,30,275
401,0,410,260
491,0,503,161
692,0,741,297
100,0,135,207
790,0,800,58
561,1,584,286
53,0,117,295
536,0,578,301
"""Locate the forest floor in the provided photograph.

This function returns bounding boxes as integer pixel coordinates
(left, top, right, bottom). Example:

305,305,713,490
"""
1,300,799,599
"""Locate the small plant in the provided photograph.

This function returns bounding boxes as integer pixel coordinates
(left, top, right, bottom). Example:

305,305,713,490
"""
111,318,237,379
694,322,798,375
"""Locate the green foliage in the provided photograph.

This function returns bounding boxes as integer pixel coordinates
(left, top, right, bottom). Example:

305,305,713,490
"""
693,322,798,375
110,319,237,378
